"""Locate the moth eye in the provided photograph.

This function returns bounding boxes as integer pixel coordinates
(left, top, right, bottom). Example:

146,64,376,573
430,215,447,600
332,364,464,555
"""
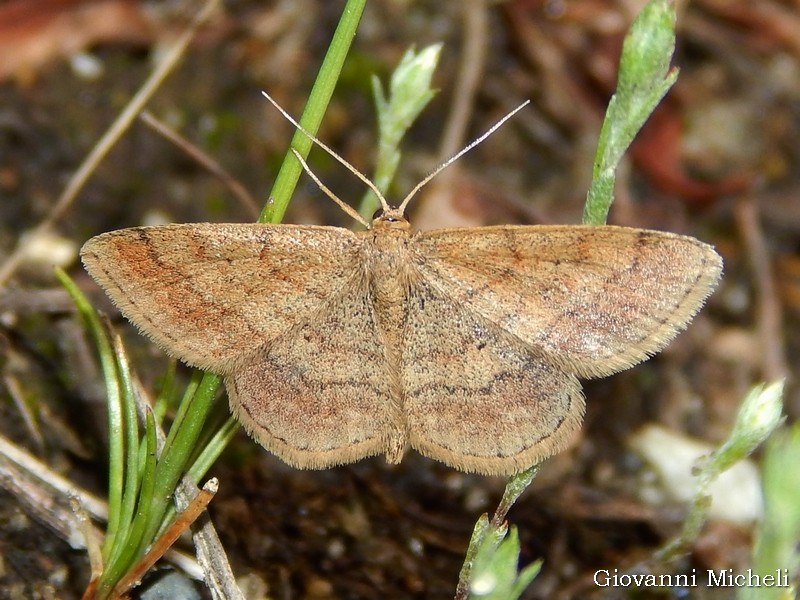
372,209,410,223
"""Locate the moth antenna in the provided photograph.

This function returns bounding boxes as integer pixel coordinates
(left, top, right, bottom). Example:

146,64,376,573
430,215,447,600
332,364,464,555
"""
290,149,369,228
262,91,392,215
397,100,531,213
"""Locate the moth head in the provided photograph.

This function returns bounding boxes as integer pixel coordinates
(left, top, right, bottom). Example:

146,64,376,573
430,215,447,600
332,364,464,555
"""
371,207,411,232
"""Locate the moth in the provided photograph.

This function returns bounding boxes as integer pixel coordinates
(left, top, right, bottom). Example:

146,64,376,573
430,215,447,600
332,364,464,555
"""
81,98,722,476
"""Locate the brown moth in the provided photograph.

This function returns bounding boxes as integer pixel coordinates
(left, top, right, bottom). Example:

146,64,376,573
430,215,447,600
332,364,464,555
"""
80,99,722,476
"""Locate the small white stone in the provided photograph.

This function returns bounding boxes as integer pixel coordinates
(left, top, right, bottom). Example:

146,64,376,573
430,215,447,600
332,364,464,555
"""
20,230,78,269
69,52,104,80
630,424,763,524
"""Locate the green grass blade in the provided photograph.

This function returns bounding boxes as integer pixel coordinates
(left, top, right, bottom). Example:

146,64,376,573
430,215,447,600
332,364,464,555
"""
105,336,143,563
357,43,441,218
260,0,367,224
743,424,800,600
97,409,159,598
138,372,221,556
583,0,678,225
55,269,125,561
